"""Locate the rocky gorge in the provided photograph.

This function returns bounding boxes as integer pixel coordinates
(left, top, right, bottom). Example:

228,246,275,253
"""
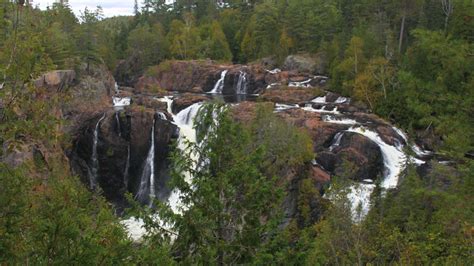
36,59,440,240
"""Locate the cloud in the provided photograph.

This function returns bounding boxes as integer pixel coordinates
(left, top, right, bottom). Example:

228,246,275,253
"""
31,0,136,18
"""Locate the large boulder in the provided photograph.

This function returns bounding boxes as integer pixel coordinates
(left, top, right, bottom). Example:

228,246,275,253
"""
282,54,327,75
331,132,384,181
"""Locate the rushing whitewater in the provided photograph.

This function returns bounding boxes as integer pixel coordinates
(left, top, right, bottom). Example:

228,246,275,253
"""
209,70,228,94
346,126,407,190
113,96,131,107
284,94,420,220
135,119,156,206
236,71,248,94
90,114,106,190
122,101,203,241
289,79,312,88
329,132,344,151
124,145,130,188
115,111,121,136
167,102,203,213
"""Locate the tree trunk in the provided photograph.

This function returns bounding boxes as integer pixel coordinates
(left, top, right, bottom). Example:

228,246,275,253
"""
398,14,406,54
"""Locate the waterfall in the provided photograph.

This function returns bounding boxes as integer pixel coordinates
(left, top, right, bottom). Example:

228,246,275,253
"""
209,70,228,94
168,102,203,213
347,126,407,190
113,97,131,107
90,113,106,190
329,132,344,151
236,71,247,94
157,96,174,114
175,102,202,127
122,100,204,241
115,111,121,136
124,145,130,189
135,119,156,206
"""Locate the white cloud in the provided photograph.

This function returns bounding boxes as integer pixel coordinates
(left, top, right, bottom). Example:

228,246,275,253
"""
31,0,136,18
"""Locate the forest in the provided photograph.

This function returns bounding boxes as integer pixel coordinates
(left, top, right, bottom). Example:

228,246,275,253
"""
0,0,473,264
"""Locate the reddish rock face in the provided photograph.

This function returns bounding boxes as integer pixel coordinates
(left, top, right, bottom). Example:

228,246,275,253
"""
172,93,208,113
231,101,274,124
135,61,231,94
133,96,167,110
310,166,331,183
261,87,324,105
134,60,317,96
275,108,348,149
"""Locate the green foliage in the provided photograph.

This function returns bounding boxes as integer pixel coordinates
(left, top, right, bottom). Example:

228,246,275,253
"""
167,15,202,59
132,103,313,264
75,7,104,72
127,22,169,66
303,166,474,264
199,20,232,61
0,0,473,263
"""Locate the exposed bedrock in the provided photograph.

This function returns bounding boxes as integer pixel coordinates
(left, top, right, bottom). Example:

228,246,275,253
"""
69,107,178,209
132,60,325,96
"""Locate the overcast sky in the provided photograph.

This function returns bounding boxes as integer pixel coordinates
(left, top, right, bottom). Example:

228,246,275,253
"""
32,0,138,18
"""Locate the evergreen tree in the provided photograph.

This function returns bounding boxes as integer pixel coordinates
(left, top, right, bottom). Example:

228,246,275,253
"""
76,6,103,72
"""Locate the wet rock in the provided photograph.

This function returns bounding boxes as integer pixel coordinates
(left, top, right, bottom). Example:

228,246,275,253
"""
332,133,384,182
133,96,167,110
325,92,340,103
172,93,208,113
316,152,338,172
69,107,178,210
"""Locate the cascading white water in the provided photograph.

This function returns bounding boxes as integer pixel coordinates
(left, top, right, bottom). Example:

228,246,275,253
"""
90,114,106,190
209,70,228,94
277,93,415,220
236,71,247,94
115,111,121,136
302,105,340,114
312,96,327,103
347,182,376,221
113,97,131,107
124,145,130,189
347,126,407,190
135,119,156,206
157,96,173,114
167,102,203,213
274,103,299,112
329,132,344,151
335,97,349,104
323,115,358,125
122,101,203,241
288,79,312,88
